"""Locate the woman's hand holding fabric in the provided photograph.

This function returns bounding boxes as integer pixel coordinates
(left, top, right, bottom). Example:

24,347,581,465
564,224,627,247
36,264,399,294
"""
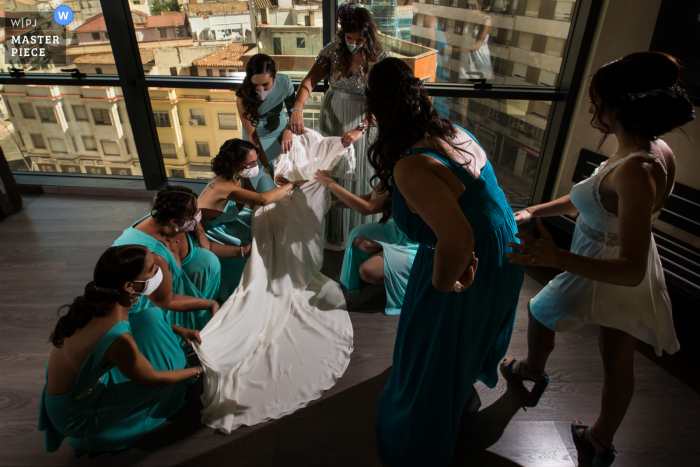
314,170,334,188
341,129,363,148
281,129,294,154
289,111,306,135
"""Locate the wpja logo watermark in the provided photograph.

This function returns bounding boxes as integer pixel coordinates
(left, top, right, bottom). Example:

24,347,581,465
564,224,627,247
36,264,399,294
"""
2,6,74,68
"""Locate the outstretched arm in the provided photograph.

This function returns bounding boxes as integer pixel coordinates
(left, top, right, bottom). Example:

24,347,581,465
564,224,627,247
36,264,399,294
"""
315,170,387,216
107,334,201,388
508,159,657,287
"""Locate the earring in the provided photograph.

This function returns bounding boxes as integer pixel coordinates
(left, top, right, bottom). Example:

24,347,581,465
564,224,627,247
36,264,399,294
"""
234,172,240,180
130,294,139,306
175,227,179,232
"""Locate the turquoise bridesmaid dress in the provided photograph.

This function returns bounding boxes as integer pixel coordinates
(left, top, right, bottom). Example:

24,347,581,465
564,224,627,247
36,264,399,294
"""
242,73,296,193
200,179,253,304
375,127,524,467
340,220,418,315
113,216,220,335
39,309,188,452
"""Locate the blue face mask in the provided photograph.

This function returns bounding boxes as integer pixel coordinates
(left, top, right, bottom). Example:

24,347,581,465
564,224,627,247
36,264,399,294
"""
346,41,363,55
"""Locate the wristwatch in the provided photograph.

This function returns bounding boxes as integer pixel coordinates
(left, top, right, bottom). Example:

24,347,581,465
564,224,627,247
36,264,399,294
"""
356,122,368,134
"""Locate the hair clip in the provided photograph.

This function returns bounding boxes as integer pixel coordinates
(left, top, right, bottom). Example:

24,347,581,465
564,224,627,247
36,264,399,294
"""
151,208,158,216
95,286,120,295
625,84,684,101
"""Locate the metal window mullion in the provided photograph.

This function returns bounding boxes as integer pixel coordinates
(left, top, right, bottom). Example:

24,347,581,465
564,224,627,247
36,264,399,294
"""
529,0,605,205
99,0,167,190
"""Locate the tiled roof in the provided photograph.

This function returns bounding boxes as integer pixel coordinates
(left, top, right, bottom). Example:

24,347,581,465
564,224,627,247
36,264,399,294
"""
74,48,155,65
75,12,186,32
146,13,187,28
192,43,250,67
185,2,250,15
254,0,278,9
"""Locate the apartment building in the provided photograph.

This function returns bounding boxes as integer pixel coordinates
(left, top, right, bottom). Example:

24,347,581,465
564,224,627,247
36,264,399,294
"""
0,84,139,175
409,0,575,202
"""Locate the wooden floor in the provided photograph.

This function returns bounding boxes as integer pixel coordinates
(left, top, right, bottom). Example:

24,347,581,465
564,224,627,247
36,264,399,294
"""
1,193,699,467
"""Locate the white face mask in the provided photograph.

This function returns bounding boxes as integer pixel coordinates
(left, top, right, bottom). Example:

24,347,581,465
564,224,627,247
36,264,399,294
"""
132,267,163,296
256,80,275,101
239,164,259,179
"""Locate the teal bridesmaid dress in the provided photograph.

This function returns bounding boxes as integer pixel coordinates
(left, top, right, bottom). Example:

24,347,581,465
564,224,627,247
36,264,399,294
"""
39,309,188,452
375,127,524,466
242,73,296,193
340,220,419,315
113,216,220,334
200,179,253,304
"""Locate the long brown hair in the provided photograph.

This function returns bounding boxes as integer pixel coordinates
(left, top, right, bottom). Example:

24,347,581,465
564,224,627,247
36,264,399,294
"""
50,245,148,347
333,4,383,81
365,58,470,223
236,53,276,127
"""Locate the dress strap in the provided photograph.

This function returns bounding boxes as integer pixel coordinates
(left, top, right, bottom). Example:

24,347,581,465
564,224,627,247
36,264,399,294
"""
400,125,484,188
89,321,131,371
200,178,221,197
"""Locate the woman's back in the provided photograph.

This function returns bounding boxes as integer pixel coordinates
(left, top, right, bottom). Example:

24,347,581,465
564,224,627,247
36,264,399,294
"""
46,316,122,397
393,126,514,246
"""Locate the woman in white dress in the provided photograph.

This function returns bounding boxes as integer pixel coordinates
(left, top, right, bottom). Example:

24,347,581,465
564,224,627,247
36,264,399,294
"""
503,52,694,467
460,0,493,81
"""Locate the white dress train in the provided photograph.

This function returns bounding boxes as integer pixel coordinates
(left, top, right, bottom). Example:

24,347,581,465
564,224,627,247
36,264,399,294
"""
193,130,355,433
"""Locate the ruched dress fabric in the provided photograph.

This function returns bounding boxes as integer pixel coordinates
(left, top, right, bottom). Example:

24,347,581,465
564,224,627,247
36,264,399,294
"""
193,129,355,433
113,219,220,339
340,219,419,315
530,151,680,356
314,41,390,245
375,127,524,467
200,180,254,304
242,73,296,193
39,310,187,452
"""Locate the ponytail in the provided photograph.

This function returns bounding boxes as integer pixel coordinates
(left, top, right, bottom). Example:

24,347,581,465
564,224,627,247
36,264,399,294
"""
50,282,122,347
49,245,148,348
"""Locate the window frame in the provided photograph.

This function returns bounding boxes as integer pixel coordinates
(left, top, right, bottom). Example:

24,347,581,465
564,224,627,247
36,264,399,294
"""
1,0,603,207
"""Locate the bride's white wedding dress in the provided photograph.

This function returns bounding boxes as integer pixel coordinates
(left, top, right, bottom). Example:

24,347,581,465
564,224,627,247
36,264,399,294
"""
193,130,356,433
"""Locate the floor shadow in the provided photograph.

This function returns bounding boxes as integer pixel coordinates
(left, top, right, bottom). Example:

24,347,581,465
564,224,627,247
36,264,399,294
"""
452,365,548,465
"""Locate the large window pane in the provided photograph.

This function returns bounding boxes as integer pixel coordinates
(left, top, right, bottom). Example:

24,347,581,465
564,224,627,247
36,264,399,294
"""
434,96,551,204
150,87,320,180
400,0,578,85
0,84,142,177
129,1,321,77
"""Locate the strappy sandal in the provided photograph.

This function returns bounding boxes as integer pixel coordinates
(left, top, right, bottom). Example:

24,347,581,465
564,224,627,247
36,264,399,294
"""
571,422,616,467
503,358,550,385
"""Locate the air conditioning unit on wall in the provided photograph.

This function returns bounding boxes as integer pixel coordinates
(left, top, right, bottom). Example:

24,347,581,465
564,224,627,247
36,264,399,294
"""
188,119,199,126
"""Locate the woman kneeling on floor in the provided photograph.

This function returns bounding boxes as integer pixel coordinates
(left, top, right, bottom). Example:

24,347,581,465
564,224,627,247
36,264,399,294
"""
39,245,204,453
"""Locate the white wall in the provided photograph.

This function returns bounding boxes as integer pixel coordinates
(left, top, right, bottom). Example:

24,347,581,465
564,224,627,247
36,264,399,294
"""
552,0,700,248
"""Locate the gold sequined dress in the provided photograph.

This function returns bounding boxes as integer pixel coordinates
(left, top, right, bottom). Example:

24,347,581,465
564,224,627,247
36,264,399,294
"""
314,41,389,245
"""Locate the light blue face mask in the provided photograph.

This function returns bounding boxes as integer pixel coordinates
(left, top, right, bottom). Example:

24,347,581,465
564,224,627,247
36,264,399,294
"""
346,41,363,55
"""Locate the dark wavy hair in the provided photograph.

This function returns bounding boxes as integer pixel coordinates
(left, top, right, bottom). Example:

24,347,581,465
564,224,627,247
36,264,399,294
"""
50,245,148,348
334,4,383,81
211,139,258,180
151,185,201,245
590,52,695,147
236,54,276,127
365,58,469,223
